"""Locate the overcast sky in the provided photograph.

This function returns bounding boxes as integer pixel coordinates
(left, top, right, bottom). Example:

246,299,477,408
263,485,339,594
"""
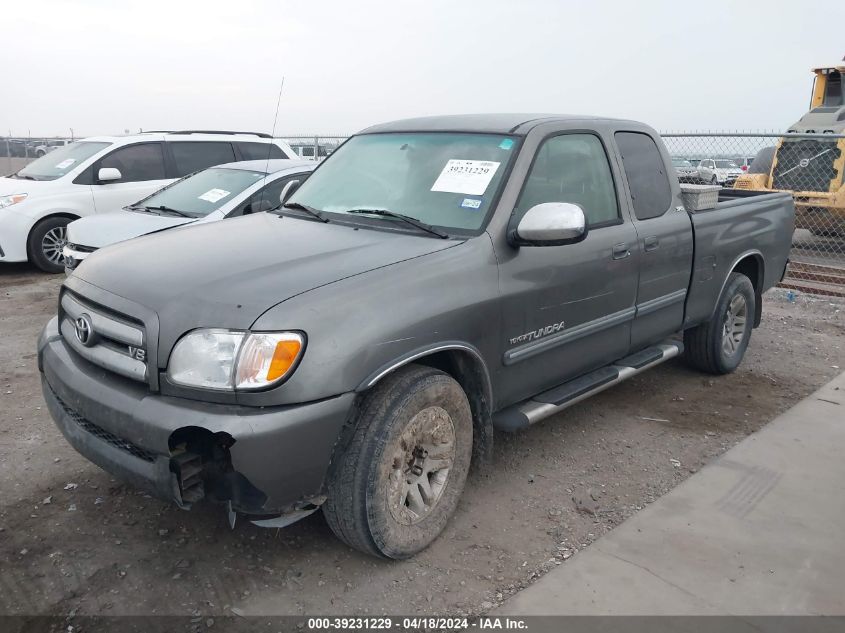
3,0,844,138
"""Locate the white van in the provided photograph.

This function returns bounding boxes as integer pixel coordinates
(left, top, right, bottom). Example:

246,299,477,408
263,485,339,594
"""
0,131,296,272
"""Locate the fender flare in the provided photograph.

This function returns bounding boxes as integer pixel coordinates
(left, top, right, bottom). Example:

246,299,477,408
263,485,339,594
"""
355,341,495,465
356,341,491,396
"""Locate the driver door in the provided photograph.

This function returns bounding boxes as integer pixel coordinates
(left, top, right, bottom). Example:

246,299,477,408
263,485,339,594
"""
90,142,171,213
494,132,640,406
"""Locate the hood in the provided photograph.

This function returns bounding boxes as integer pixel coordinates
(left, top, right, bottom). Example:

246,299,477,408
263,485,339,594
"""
0,175,59,197
75,212,460,335
68,210,196,248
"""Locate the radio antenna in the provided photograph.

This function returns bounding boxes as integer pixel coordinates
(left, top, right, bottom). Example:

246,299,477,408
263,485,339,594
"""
259,78,285,207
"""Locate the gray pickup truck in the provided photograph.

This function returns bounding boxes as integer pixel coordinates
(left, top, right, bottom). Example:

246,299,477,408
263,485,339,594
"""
38,114,794,559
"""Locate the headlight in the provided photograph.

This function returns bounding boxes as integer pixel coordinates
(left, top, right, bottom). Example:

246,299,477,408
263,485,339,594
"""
167,329,304,391
0,193,27,209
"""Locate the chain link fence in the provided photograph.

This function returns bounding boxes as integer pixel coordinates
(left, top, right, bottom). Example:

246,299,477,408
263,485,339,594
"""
4,130,844,295
277,135,348,160
662,133,845,296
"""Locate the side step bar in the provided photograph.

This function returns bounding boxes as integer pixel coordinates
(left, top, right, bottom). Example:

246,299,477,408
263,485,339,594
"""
493,341,683,432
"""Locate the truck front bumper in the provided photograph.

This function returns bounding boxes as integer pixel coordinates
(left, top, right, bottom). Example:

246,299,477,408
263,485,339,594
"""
38,317,355,515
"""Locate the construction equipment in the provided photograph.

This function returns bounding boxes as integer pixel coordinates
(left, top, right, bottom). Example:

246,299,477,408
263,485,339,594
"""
733,58,845,236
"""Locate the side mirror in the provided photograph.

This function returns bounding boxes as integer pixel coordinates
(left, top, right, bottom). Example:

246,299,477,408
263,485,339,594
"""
511,202,587,247
98,167,122,182
279,180,301,204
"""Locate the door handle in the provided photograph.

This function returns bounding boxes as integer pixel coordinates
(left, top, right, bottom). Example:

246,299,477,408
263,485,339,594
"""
644,236,660,252
612,243,631,260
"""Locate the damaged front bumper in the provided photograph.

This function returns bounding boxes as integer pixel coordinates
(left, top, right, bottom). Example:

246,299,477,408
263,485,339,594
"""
38,317,354,518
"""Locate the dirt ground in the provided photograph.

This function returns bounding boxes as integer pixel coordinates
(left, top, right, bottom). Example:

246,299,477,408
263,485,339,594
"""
1,262,843,620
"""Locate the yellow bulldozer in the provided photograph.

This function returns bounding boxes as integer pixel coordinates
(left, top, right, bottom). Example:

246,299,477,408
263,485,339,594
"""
733,60,845,236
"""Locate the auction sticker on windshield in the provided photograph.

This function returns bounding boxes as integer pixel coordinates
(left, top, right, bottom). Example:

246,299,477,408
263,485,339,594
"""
55,159,76,169
431,159,500,196
198,188,231,203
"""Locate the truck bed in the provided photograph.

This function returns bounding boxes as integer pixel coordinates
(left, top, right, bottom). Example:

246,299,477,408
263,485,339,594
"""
683,190,795,328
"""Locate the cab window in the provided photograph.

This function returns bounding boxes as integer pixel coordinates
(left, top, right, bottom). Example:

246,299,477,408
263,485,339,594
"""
615,132,673,220
515,133,619,227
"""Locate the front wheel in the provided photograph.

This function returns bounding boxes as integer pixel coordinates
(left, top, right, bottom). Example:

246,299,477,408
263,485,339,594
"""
323,365,473,559
683,272,755,374
28,216,70,273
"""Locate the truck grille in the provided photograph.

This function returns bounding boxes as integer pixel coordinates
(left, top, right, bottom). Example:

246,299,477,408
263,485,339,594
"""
60,291,148,383
772,139,841,193
51,386,155,462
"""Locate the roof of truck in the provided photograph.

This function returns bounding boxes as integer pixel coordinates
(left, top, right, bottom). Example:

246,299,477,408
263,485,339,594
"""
360,113,638,136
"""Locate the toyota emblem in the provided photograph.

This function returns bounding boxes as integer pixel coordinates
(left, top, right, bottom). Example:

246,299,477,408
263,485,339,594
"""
74,314,95,347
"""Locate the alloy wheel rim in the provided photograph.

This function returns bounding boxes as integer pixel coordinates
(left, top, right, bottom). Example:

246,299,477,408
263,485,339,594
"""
42,226,67,265
722,293,747,356
387,406,456,525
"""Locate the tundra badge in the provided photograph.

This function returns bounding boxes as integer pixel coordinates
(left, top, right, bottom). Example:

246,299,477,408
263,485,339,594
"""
509,320,566,346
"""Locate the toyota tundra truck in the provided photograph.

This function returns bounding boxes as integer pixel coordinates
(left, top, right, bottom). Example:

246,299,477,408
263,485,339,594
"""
38,114,794,559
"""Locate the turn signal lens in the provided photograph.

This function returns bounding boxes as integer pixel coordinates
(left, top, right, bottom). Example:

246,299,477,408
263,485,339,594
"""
235,332,304,389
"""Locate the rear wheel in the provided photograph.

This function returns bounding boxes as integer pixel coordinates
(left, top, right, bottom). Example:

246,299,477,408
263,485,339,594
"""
683,272,755,374
28,217,70,273
323,365,473,559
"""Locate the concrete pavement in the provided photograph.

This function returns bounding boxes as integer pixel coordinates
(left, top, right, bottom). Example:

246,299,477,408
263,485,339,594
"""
496,371,845,616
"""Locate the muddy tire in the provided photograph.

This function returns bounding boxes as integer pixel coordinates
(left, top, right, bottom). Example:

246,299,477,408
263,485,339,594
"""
323,365,473,559
683,272,755,374
28,216,70,273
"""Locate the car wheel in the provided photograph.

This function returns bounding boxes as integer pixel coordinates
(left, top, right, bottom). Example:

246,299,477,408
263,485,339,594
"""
323,364,473,559
710,174,718,185
683,272,755,374
28,217,70,273
36,149,46,157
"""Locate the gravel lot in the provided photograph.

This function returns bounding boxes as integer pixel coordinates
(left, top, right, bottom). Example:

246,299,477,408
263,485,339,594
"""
1,263,842,619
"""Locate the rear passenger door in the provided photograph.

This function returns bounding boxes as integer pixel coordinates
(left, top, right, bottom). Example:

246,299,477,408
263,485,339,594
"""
614,131,693,350
90,142,171,213
167,141,236,177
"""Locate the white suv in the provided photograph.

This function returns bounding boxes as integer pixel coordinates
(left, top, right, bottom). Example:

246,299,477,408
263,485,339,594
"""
0,131,297,272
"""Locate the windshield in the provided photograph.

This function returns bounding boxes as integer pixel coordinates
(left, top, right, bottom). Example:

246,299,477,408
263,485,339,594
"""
672,159,693,168
16,141,110,181
135,167,269,217
715,160,739,169
287,132,518,233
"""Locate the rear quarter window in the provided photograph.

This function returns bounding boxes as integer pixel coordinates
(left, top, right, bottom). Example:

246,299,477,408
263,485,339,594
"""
169,141,236,176
615,132,672,221
237,142,284,160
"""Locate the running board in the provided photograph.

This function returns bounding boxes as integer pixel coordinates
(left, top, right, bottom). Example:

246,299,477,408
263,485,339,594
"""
493,341,683,432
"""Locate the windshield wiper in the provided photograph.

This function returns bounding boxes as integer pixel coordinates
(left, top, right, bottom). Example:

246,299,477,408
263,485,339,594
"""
282,201,330,223
345,209,449,239
12,173,38,181
144,205,193,218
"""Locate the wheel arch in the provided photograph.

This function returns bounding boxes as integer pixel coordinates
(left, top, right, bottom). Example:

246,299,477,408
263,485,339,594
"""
27,211,81,239
731,252,765,327
26,212,80,257
355,342,495,466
